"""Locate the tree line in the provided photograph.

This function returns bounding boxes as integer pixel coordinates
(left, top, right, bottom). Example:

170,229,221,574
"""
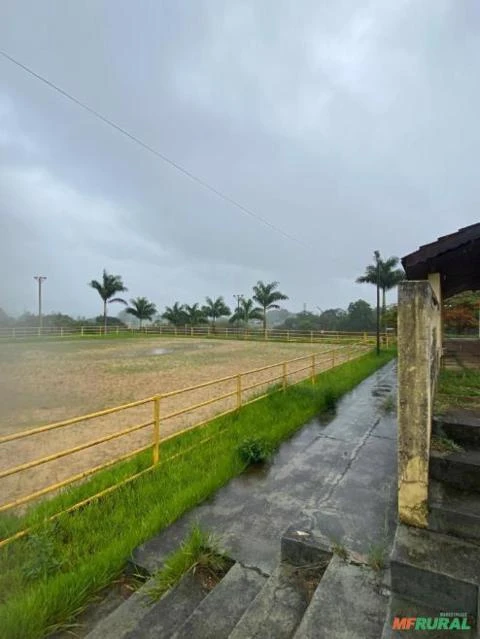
14,251,474,333
88,271,288,331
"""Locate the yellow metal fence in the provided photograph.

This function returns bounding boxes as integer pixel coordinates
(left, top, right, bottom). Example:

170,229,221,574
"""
0,343,369,548
0,324,393,344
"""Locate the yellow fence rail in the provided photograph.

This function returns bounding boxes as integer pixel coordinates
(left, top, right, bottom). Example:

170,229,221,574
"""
0,342,371,548
0,324,394,344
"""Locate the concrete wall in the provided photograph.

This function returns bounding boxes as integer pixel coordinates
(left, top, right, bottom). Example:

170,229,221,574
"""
397,281,441,528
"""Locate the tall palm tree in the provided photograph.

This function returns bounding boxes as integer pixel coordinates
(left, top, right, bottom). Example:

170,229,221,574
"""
162,302,187,327
183,303,208,327
202,296,231,331
229,297,263,325
252,281,289,332
89,269,128,333
356,251,405,323
125,297,157,329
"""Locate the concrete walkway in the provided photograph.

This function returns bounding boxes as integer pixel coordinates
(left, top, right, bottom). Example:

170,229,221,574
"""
133,360,398,577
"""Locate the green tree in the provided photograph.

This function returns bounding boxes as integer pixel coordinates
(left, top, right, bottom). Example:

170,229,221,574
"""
89,270,128,333
125,297,157,329
383,304,398,330
183,303,208,327
356,251,405,326
202,297,231,331
162,302,187,327
229,298,263,325
252,281,289,332
344,299,375,331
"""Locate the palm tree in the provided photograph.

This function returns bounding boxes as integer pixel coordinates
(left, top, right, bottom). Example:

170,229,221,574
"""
89,269,128,333
125,297,157,329
162,302,187,327
252,281,289,333
183,303,208,327
356,251,405,325
202,296,231,332
229,298,263,325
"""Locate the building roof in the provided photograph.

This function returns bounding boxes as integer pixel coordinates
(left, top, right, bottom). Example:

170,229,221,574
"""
401,223,480,298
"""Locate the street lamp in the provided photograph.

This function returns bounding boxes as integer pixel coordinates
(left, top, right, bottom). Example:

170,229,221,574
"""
34,276,47,330
374,251,381,355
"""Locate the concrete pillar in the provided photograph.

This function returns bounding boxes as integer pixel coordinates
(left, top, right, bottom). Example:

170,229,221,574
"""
428,272,443,353
397,281,439,528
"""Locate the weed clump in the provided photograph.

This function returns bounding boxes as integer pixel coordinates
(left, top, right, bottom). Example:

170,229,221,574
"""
148,525,231,600
238,438,272,465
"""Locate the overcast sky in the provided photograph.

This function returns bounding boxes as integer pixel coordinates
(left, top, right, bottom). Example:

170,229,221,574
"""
1,1,478,318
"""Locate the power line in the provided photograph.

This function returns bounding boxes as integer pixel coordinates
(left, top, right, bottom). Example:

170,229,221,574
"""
0,49,311,250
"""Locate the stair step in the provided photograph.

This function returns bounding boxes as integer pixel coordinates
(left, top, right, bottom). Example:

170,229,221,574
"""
85,570,208,639
390,524,480,620
170,563,267,639
228,563,310,639
429,480,480,541
433,411,480,449
430,449,480,491
381,593,476,638
293,555,389,639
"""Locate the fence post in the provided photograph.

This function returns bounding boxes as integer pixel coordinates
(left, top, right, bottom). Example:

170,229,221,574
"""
153,395,161,464
61,327,64,337
236,374,242,408
311,354,315,384
310,331,313,344
191,326,193,336
282,362,287,390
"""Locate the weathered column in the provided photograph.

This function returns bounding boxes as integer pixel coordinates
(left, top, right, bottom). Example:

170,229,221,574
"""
428,272,443,353
397,281,438,528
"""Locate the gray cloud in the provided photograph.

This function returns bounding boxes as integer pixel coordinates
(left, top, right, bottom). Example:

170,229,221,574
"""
1,0,478,317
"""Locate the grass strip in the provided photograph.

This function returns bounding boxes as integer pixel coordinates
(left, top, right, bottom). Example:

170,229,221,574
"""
0,348,395,639
435,367,480,413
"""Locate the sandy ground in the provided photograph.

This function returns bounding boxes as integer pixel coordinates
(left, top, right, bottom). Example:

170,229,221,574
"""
0,337,363,510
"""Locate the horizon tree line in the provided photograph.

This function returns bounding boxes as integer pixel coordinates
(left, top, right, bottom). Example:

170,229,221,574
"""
88,270,289,331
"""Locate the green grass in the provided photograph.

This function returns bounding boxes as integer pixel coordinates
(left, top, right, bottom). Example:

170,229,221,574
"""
435,368,480,413
0,348,395,639
430,435,463,454
147,524,230,601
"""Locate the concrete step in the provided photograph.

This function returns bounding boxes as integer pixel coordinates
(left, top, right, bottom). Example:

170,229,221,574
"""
84,570,208,639
170,562,267,639
429,479,480,541
228,563,310,639
292,555,389,639
433,411,480,450
381,593,476,638
390,524,480,622
430,449,480,492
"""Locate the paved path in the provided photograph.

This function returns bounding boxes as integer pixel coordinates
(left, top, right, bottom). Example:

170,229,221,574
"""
134,360,398,576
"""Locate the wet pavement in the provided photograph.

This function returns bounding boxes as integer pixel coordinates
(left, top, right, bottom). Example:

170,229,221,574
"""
133,360,398,576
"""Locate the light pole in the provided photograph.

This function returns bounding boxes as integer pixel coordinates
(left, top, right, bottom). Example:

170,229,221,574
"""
34,276,47,330
374,251,380,355
233,294,243,333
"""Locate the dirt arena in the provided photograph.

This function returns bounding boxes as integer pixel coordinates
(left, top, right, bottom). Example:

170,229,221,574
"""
0,337,358,511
